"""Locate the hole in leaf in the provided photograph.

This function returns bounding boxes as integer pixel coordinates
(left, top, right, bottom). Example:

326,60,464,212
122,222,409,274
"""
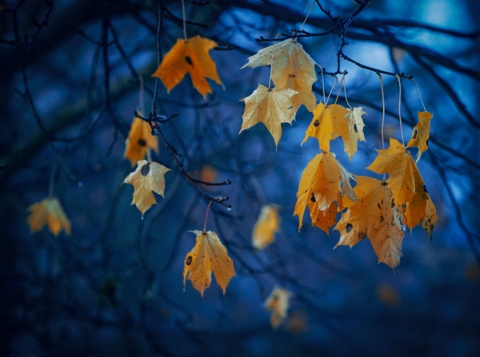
310,193,316,202
346,223,353,233
141,163,150,176
314,120,319,127
138,138,147,147
412,129,418,139
353,123,358,132
185,56,193,66
186,256,192,266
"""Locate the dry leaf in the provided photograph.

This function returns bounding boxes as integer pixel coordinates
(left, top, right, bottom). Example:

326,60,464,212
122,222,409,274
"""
344,107,366,159
183,230,236,297
294,152,357,234
123,160,170,216
240,84,298,147
124,115,158,166
242,39,317,111
405,161,437,236
407,111,433,162
367,138,416,205
27,197,71,236
252,205,280,249
265,287,292,328
335,176,405,269
152,36,222,98
302,103,350,155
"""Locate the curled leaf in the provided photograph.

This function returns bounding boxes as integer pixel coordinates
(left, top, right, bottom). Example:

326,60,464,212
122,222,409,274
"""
265,287,292,328
252,205,280,249
407,111,433,162
124,115,158,166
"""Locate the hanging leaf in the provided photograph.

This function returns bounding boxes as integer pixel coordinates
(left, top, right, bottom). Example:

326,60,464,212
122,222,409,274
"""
404,159,437,236
240,84,298,148
302,103,350,155
152,36,223,98
335,176,405,269
407,111,433,162
123,160,170,216
294,152,357,234
265,287,292,328
242,39,317,111
183,230,236,297
27,197,71,236
252,205,280,249
124,114,158,166
344,107,367,159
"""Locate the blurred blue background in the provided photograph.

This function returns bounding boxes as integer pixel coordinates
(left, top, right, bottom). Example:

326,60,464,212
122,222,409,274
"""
1,0,479,355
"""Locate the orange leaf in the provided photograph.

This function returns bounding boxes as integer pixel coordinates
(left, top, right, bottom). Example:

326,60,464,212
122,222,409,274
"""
404,161,437,236
183,230,236,297
152,36,222,98
335,176,405,269
252,205,280,249
294,152,356,233
240,84,298,148
27,197,71,236
124,115,158,166
407,111,433,162
265,287,292,328
123,160,170,216
302,103,349,155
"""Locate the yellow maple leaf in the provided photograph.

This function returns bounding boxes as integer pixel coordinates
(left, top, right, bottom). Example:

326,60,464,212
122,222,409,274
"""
123,160,170,216
294,152,357,234
265,287,292,328
335,176,405,269
407,111,433,162
124,115,158,166
27,197,71,236
240,84,298,148
344,107,367,159
241,39,317,112
302,103,350,155
404,159,437,236
152,35,222,98
183,230,236,297
367,138,416,205
252,205,280,249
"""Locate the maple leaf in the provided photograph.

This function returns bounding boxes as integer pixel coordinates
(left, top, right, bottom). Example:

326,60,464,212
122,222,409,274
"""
407,111,433,162
252,205,280,249
302,103,351,155
123,160,170,216
27,197,71,236
240,84,298,147
183,230,236,297
335,176,405,270
404,159,437,236
242,39,317,111
265,287,292,328
367,138,417,205
294,152,357,233
343,107,367,159
124,114,158,166
152,36,223,98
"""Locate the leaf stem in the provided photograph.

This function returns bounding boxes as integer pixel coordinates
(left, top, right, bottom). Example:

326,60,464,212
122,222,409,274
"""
396,74,405,146
181,0,187,40
204,201,213,232
411,78,427,112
